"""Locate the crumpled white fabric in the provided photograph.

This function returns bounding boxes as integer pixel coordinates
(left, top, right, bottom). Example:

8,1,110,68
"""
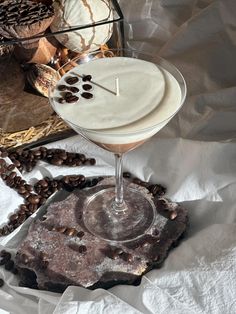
0,0,236,313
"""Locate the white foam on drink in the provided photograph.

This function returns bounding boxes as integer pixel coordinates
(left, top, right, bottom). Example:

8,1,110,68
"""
52,57,182,144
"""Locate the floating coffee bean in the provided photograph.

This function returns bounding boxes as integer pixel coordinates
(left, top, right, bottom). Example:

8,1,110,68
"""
0,278,4,287
57,85,68,91
69,86,79,93
82,84,92,91
81,92,93,99
58,98,66,104
66,95,79,103
82,75,92,82
65,76,79,85
64,92,73,99
78,245,87,253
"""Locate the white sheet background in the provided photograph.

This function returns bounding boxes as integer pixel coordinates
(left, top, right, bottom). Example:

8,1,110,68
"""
0,0,236,313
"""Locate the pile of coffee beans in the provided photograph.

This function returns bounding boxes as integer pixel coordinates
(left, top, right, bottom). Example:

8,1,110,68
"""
0,145,168,237
8,147,96,172
0,146,98,236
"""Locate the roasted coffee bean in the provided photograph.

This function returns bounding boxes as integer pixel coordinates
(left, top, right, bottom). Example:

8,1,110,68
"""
152,228,160,236
27,195,40,205
17,186,26,194
8,171,17,180
149,184,162,196
82,84,92,91
0,151,8,158
65,95,79,103
18,215,26,224
81,92,93,99
7,164,15,171
82,75,92,82
58,97,66,104
0,278,4,287
9,214,18,223
69,86,79,93
78,245,87,253
123,172,131,178
120,252,133,263
66,76,79,85
77,230,84,238
57,84,68,91
50,158,63,166
169,210,177,220
13,160,21,168
20,254,29,264
25,184,33,192
5,259,14,271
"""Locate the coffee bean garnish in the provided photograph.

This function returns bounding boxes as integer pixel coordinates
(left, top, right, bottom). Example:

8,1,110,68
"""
0,278,4,288
69,86,79,93
82,75,92,82
65,76,79,85
65,95,79,103
57,85,68,91
58,97,66,104
64,92,73,99
81,92,93,99
82,84,92,91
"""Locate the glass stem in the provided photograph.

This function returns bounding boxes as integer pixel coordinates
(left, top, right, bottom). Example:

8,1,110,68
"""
114,153,124,207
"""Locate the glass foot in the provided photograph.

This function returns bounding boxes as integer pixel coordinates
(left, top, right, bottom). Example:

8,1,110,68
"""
83,186,156,243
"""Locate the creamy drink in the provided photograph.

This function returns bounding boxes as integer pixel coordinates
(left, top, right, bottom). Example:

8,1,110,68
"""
49,50,187,243
52,57,182,152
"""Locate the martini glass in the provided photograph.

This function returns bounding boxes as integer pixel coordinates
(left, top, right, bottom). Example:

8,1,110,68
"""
48,48,186,243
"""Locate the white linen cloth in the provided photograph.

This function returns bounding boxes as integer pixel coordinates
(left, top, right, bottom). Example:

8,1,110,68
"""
0,0,236,313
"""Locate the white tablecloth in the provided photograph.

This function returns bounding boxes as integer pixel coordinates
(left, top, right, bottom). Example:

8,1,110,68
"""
0,0,236,313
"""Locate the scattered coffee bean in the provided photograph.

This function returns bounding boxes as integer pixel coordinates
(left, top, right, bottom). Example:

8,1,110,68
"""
65,76,79,85
4,259,14,271
78,245,87,253
81,92,93,99
120,252,133,263
27,195,40,205
82,84,92,91
82,74,92,82
77,231,84,238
